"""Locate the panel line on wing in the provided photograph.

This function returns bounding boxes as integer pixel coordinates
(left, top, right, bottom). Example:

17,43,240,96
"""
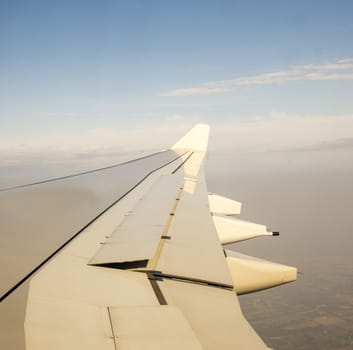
146,186,184,270
0,150,169,192
172,152,194,174
135,270,233,290
107,307,118,350
146,272,168,305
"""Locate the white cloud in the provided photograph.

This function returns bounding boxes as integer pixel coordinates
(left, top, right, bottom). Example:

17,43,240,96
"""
283,137,353,152
205,113,353,174
0,119,199,166
0,113,352,188
304,72,353,80
210,113,353,153
1,113,352,168
162,87,227,96
162,58,353,96
299,60,353,71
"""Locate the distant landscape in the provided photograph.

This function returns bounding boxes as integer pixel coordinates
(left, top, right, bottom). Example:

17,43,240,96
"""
208,165,353,350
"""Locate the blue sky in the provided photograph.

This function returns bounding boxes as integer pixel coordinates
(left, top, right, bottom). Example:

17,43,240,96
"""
0,0,353,164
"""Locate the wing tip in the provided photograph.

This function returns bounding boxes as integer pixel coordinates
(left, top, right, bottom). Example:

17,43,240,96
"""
172,124,210,151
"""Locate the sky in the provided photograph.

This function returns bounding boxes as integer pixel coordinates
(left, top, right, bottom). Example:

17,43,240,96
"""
0,0,353,174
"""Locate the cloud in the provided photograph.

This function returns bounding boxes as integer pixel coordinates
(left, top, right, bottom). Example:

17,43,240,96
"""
161,87,227,96
1,113,352,188
281,137,353,153
1,113,352,168
305,72,353,81
162,58,353,96
0,119,199,167
205,114,353,174
209,113,353,153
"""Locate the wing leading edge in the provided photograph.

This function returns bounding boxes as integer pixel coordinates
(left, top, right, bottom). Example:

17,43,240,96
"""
24,124,296,350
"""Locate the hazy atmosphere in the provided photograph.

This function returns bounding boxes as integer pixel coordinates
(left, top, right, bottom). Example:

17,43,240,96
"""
1,1,353,349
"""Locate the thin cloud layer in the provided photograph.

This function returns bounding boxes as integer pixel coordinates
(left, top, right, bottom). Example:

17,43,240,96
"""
1,113,352,167
281,137,353,153
210,113,353,153
0,123,195,166
163,59,353,96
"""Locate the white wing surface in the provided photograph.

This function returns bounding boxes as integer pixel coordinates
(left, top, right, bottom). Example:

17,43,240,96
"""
22,124,296,349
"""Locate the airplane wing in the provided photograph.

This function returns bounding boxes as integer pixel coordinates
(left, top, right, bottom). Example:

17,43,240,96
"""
22,124,296,349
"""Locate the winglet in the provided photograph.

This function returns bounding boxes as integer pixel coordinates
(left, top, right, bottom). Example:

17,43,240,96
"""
172,124,210,151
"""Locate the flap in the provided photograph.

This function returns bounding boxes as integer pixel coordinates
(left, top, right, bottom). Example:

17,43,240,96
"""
108,305,203,350
158,279,269,350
